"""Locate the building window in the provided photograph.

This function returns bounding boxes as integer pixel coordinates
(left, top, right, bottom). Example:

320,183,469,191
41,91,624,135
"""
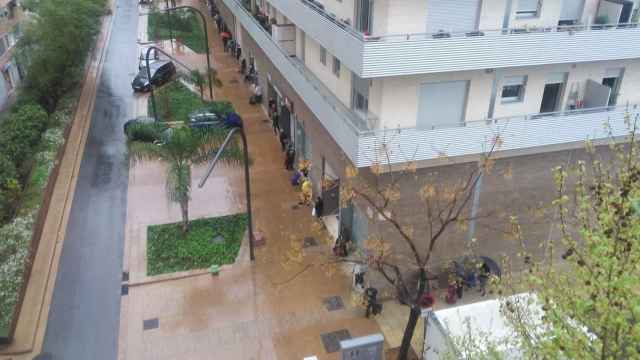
501,76,527,103
516,0,541,18
332,57,340,77
319,46,326,65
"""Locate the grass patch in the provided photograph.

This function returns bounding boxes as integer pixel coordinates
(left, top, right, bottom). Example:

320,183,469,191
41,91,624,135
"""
148,10,206,54
146,214,247,276
151,81,233,123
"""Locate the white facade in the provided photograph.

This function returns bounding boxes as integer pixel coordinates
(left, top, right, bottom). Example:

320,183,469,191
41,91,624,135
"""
225,0,640,166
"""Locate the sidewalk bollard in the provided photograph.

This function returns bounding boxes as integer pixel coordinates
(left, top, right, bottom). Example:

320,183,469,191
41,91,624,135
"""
209,264,221,276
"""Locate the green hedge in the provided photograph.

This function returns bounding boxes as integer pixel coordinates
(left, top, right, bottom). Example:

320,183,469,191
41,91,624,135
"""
148,9,206,54
0,0,106,339
150,80,234,122
0,98,73,337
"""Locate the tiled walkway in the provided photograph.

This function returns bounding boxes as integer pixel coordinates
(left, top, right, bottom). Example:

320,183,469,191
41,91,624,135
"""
118,2,382,359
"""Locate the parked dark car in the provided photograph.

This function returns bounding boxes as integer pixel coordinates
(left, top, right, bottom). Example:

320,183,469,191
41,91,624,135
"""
131,60,176,92
188,109,225,129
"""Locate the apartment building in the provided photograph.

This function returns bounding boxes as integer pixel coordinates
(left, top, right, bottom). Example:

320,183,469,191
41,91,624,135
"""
0,0,23,111
214,0,640,274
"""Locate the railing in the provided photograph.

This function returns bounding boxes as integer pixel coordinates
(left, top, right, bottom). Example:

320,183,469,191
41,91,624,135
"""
363,22,640,42
357,104,640,167
293,0,640,43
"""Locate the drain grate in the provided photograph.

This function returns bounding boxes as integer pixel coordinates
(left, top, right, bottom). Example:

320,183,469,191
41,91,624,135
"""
143,318,159,330
303,237,318,248
320,329,351,353
323,296,344,311
121,284,129,296
122,271,129,282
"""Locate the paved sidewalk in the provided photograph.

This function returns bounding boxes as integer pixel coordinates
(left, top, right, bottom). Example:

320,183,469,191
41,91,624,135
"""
118,2,382,359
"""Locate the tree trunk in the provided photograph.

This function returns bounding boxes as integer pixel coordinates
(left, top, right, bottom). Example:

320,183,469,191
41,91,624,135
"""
398,305,421,360
180,199,189,233
398,268,427,359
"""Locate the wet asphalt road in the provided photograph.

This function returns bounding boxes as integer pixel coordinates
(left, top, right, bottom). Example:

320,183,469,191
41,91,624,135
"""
41,0,138,358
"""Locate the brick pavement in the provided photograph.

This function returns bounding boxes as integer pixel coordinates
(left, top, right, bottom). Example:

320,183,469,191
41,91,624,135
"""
117,2,383,359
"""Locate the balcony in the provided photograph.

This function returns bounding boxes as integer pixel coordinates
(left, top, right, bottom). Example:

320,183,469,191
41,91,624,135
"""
221,0,640,168
263,0,640,78
357,105,640,167
221,0,367,165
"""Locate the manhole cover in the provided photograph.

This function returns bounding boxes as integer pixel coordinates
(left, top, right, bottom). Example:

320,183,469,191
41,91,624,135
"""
121,284,129,296
230,79,239,84
291,204,300,210
320,329,351,353
262,119,270,123
143,318,159,330
303,237,318,248
323,296,344,311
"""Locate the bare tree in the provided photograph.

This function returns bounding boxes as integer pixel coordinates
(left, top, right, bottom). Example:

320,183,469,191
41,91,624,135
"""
336,138,500,359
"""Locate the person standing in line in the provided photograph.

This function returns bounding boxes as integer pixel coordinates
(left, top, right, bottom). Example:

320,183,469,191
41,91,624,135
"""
271,104,280,134
278,129,288,152
221,31,231,52
239,58,247,74
300,177,312,205
284,145,295,170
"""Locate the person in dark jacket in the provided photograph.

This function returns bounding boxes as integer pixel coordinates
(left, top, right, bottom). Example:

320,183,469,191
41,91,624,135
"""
313,197,323,218
278,129,288,152
284,145,295,170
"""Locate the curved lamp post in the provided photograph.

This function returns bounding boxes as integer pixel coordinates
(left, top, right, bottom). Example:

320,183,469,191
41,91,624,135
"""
165,5,214,100
198,126,255,261
145,45,195,122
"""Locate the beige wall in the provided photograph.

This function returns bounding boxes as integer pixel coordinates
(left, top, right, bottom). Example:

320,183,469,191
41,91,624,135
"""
373,59,640,129
303,35,353,109
375,70,494,129
316,0,356,24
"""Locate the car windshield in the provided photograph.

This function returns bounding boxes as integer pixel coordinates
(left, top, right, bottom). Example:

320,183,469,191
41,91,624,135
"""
137,67,150,79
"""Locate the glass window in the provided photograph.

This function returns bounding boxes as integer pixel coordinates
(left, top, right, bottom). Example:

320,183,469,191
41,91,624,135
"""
319,46,326,66
332,57,340,77
501,76,527,103
516,0,541,18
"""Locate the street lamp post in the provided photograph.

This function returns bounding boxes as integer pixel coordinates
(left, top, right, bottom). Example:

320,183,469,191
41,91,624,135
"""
198,126,255,261
164,5,214,100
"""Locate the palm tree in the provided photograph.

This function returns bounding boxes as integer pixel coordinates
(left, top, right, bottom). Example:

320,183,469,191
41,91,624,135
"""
126,123,242,233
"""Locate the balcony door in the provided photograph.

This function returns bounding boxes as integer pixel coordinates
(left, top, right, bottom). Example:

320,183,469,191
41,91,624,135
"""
355,0,373,34
559,0,584,25
426,0,481,34
540,73,567,113
417,81,469,130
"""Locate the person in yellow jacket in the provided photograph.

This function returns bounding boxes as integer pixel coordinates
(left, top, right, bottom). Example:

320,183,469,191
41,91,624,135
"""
300,177,313,206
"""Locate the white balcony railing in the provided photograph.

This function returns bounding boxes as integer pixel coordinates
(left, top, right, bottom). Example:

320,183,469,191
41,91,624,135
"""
263,0,640,78
221,0,640,168
357,105,640,167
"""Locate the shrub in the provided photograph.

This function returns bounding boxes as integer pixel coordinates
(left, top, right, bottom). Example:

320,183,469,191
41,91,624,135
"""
0,155,19,223
0,104,48,173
